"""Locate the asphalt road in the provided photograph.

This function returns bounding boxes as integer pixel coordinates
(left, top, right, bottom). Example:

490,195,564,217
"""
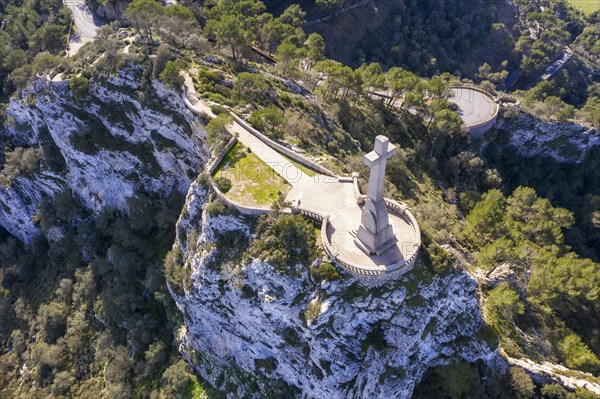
65,0,100,55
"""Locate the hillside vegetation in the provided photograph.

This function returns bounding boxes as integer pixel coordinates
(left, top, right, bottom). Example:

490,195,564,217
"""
0,0,598,397
0,0,70,100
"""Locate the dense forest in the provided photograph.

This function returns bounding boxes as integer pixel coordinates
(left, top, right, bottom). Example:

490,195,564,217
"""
0,0,599,397
0,0,70,100
355,0,498,74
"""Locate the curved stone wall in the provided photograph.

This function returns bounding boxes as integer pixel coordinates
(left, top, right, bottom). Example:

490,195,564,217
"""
449,86,500,138
320,200,421,285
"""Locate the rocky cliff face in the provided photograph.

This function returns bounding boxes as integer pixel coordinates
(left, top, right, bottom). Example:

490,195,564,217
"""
494,114,599,163
170,181,500,399
91,0,128,21
0,67,208,242
1,66,501,398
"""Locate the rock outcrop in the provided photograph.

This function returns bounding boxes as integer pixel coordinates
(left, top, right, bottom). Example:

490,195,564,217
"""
494,114,599,163
91,0,128,21
0,67,208,242
170,181,500,399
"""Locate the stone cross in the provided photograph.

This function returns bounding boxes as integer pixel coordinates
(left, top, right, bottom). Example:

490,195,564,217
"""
355,135,397,255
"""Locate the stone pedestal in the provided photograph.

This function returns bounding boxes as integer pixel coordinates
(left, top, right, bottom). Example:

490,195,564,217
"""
356,198,397,255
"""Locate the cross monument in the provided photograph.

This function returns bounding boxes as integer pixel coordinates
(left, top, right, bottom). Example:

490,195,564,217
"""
355,135,397,255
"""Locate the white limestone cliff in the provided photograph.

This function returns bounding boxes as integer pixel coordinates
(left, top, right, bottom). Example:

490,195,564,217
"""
0,67,208,242
494,114,599,163
170,181,500,399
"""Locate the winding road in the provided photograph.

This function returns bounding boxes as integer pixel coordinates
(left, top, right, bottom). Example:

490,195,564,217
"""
64,0,101,56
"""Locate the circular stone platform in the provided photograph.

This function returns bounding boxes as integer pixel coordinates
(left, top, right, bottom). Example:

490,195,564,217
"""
286,176,420,279
448,87,499,135
326,203,420,275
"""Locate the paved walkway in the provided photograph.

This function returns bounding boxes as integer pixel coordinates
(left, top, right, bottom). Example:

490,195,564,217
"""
184,74,312,183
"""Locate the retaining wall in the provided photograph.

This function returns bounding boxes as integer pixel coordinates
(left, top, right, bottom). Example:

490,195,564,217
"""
210,181,270,216
229,112,338,177
449,85,500,138
206,136,238,175
204,135,270,216
183,81,339,178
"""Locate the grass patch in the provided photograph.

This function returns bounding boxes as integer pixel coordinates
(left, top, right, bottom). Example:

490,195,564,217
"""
285,156,318,177
567,0,599,14
212,143,291,206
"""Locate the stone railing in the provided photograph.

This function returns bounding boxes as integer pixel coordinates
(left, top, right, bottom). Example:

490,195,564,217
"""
289,209,384,277
182,81,342,179
292,207,326,222
229,112,338,178
319,218,386,277
210,179,270,216
204,135,270,216
351,173,366,204
319,198,422,282
384,198,409,215
181,91,212,118
206,136,238,175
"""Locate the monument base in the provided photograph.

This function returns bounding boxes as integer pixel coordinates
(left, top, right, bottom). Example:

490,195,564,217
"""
355,224,397,256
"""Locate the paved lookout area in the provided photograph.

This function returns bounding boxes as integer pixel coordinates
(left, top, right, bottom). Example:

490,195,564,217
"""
286,137,420,276
287,175,419,274
184,79,421,279
449,87,498,127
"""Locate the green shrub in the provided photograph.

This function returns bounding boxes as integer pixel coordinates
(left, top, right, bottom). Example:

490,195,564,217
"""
304,300,321,324
204,199,238,217
69,76,89,100
484,282,524,332
163,245,190,296
159,60,185,89
210,104,229,115
361,323,387,351
248,106,284,139
206,113,233,149
197,69,221,85
214,176,232,193
251,214,318,272
509,367,535,398
310,262,339,282
279,92,292,105
425,243,454,274
206,93,228,105
0,146,42,185
234,72,273,105
540,384,568,399
558,334,600,373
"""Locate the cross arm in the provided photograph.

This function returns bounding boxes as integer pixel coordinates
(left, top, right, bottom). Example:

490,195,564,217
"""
387,143,397,158
364,151,378,167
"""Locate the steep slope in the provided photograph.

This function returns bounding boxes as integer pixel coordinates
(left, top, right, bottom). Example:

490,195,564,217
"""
0,67,208,242
169,180,500,399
